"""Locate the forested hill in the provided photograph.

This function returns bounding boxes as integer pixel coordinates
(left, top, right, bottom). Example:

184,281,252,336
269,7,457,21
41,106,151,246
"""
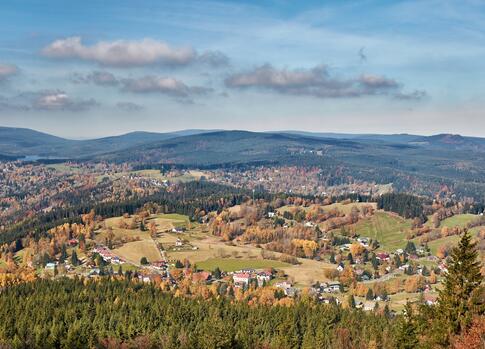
2,126,485,160
0,127,217,158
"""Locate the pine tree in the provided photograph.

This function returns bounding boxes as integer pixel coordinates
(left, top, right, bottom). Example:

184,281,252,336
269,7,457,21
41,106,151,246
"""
71,250,79,266
394,303,419,349
59,244,68,263
366,288,374,301
347,294,356,308
437,230,483,339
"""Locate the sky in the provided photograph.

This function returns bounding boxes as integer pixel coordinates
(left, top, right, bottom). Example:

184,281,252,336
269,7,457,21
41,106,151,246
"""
1,0,485,138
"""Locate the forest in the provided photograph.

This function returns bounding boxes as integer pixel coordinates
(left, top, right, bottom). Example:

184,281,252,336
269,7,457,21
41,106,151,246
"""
0,231,483,349
0,181,268,245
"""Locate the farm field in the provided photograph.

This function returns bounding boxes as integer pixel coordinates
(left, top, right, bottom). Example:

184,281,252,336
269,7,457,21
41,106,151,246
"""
197,258,289,272
96,213,193,264
150,213,191,231
165,234,334,286
113,240,161,265
353,212,411,251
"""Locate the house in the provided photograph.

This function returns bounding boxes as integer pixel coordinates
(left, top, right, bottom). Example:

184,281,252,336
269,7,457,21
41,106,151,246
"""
233,273,251,287
376,252,390,261
151,260,168,271
68,239,79,247
284,287,298,297
256,271,272,286
323,281,341,293
336,263,345,272
172,227,185,233
364,301,376,311
45,262,56,270
357,237,369,247
111,256,125,265
395,248,404,255
275,281,293,291
304,221,314,228
267,212,275,218
175,238,183,247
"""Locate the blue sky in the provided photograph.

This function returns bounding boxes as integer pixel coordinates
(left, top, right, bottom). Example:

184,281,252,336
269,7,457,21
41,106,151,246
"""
1,0,484,138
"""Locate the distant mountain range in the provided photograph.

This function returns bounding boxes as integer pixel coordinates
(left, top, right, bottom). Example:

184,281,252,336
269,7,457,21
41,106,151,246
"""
2,126,485,161
2,125,485,200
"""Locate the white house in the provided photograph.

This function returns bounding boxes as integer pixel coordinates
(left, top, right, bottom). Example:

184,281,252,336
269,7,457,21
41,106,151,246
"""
233,273,251,286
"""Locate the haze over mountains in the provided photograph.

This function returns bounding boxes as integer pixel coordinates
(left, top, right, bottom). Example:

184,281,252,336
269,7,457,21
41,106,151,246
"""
2,126,485,161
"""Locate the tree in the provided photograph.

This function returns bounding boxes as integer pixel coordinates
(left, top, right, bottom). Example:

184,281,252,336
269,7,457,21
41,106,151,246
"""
59,244,68,263
437,231,483,342
404,241,416,255
394,303,419,349
140,257,149,265
347,294,356,309
213,267,222,279
71,250,79,266
366,288,374,301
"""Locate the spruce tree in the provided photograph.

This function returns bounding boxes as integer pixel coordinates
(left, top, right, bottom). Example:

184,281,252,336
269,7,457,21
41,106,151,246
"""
71,250,79,266
437,230,483,339
347,294,356,308
395,303,419,349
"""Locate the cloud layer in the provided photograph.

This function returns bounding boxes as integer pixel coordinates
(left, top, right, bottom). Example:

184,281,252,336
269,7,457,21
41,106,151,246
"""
225,64,425,100
0,64,19,81
0,90,98,112
71,71,211,101
42,37,228,67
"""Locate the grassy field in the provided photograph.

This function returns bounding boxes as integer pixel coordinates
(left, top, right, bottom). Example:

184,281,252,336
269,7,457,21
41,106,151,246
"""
113,240,161,265
164,232,335,286
277,202,377,215
425,214,479,229
439,214,478,228
150,213,191,231
425,235,461,255
322,202,377,215
197,258,290,272
96,214,192,265
353,212,412,251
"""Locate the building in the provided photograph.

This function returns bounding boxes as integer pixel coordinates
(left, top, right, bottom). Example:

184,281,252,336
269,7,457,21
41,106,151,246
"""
322,281,341,293
233,273,251,287
256,271,272,286
45,262,56,270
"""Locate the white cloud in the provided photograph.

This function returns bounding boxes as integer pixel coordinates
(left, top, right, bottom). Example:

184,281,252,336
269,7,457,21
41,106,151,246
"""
42,37,228,67
0,90,99,112
226,64,425,100
121,75,212,98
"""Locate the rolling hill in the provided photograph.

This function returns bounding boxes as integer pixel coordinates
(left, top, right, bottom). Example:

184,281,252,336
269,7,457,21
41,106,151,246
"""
0,127,218,158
